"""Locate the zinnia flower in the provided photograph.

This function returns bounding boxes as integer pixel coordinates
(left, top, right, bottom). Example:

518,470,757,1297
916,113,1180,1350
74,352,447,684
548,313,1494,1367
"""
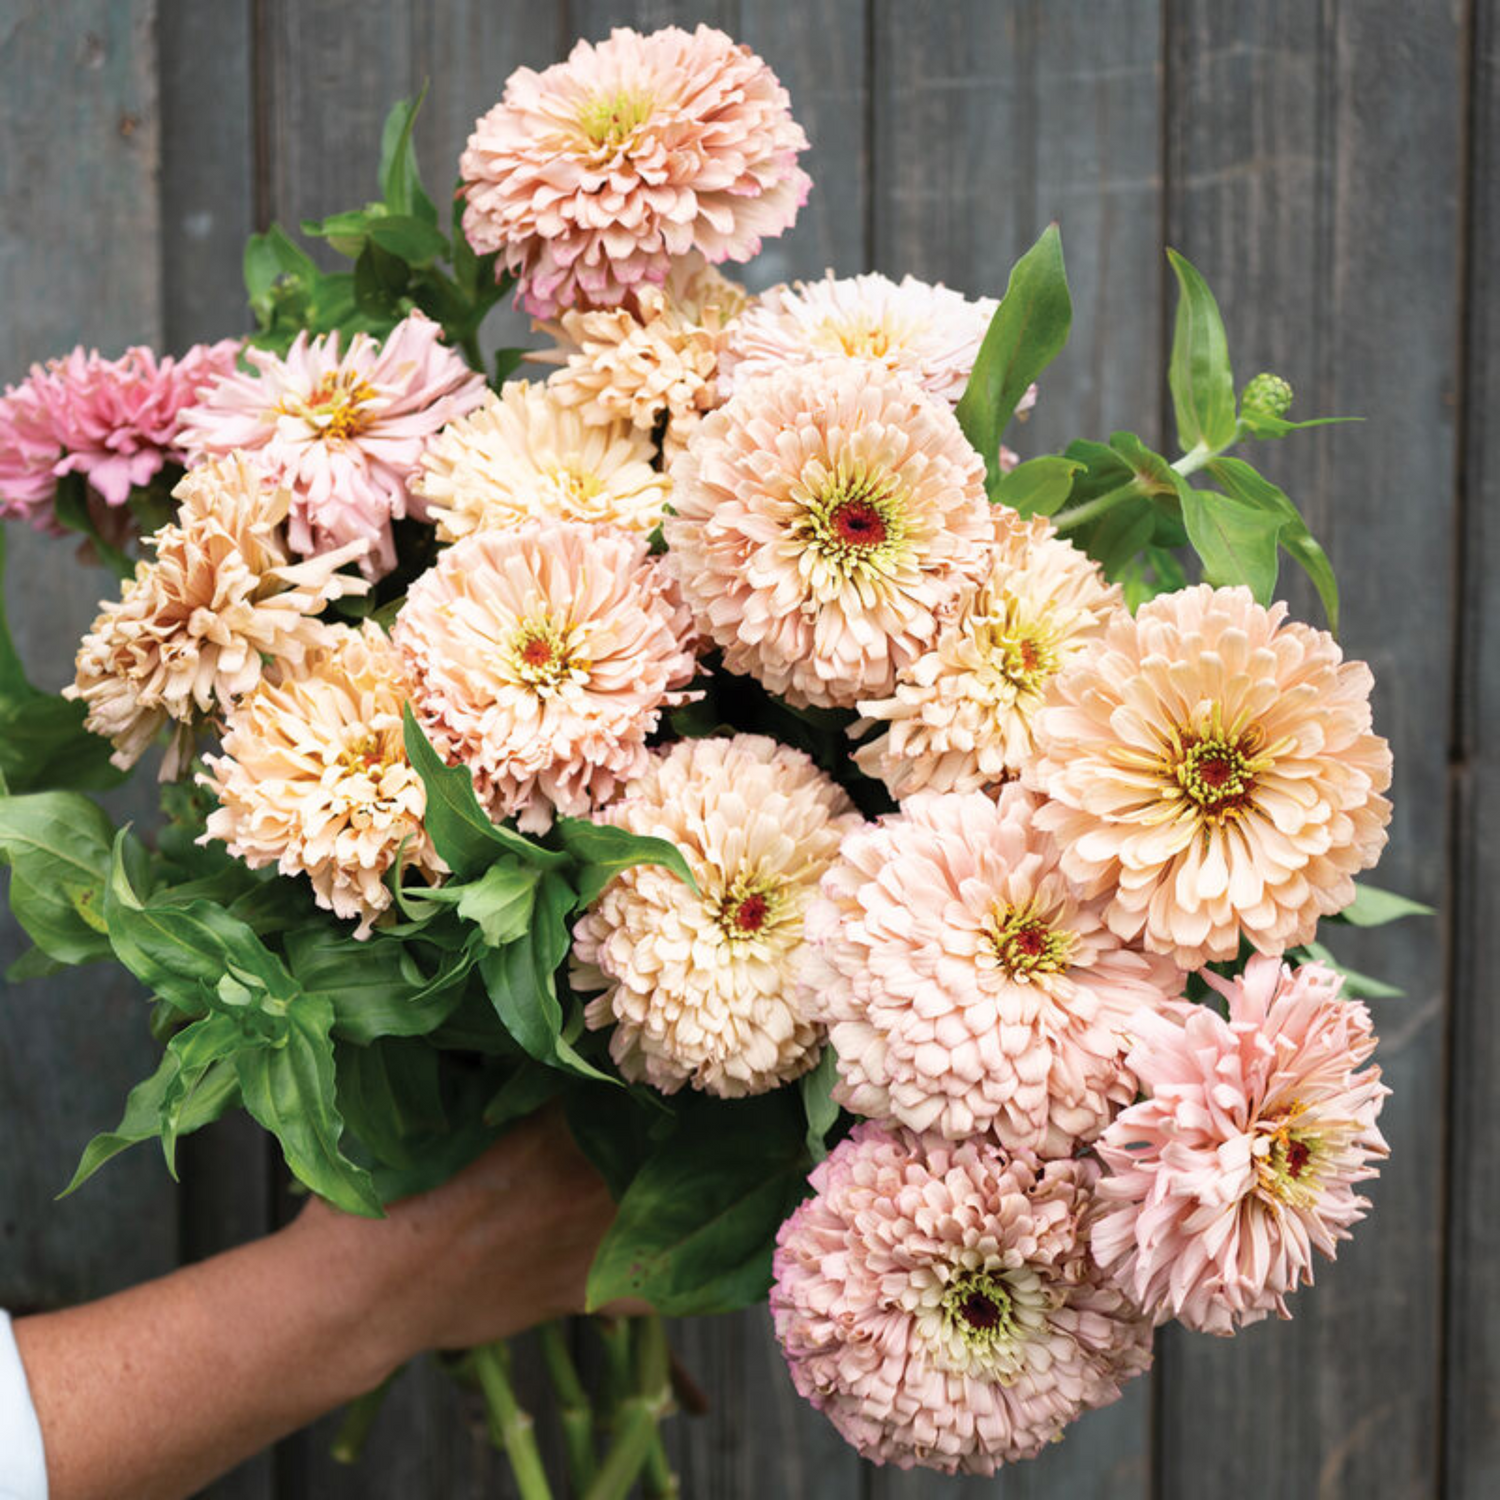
532,252,747,463
805,786,1182,1154
771,1123,1153,1474
416,381,667,543
664,359,992,708
1031,584,1393,968
572,734,860,1097
65,456,367,776
1092,954,1388,1334
178,313,487,578
0,341,240,525
720,272,1002,409
392,520,697,832
200,622,445,937
460,25,810,317
855,510,1121,797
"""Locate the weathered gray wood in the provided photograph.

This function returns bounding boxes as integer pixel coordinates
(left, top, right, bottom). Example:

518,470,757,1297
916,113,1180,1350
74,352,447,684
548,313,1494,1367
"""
1444,1,1498,1495
1158,5,1461,1498
0,0,181,1315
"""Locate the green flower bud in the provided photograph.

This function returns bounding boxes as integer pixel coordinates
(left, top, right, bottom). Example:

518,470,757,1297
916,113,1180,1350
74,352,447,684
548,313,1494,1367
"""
1241,372,1294,418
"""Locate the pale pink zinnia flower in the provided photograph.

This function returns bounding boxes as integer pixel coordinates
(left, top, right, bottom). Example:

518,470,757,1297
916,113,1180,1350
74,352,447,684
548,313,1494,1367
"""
179,313,487,578
460,25,810,317
855,509,1121,797
532,252,747,464
771,1123,1152,1474
416,381,667,543
1092,955,1389,1335
1031,585,1393,968
200,622,445,938
65,456,367,776
572,735,860,1096
664,359,992,709
0,340,241,524
392,520,697,833
805,786,1183,1155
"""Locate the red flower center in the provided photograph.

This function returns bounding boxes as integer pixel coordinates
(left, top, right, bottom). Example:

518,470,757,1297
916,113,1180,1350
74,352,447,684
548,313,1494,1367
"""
830,499,887,549
960,1291,1002,1331
521,637,555,668
728,893,769,933
1285,1139,1311,1179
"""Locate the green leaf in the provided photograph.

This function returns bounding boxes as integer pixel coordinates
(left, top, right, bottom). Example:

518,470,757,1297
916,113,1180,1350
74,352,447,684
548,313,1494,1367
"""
1175,475,1282,603
402,706,568,878
1207,456,1340,631
799,1048,841,1163
551,817,699,908
1239,411,1361,441
379,88,438,225
1334,882,1435,927
1107,431,1180,498
0,791,117,963
52,476,135,580
454,860,540,945
335,1037,447,1171
484,1062,562,1129
367,215,449,264
236,992,383,1216
1166,248,1237,451
586,1095,810,1316
493,347,528,386
6,945,62,982
990,455,1082,518
159,1016,252,1174
1088,496,1157,579
956,225,1072,496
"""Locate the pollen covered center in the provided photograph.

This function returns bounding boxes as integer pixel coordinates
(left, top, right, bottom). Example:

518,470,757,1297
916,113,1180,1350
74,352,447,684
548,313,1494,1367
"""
508,616,588,693
576,89,656,150
794,460,908,581
287,371,380,442
986,902,1074,980
713,873,785,943
1159,706,1282,826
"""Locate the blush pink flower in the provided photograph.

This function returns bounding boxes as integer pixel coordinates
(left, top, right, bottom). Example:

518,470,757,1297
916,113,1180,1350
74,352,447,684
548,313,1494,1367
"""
392,520,697,832
771,1123,1152,1474
805,786,1183,1154
179,314,486,578
664,359,992,708
0,341,240,524
1031,585,1393,968
572,734,860,1097
1092,955,1388,1335
460,25,810,317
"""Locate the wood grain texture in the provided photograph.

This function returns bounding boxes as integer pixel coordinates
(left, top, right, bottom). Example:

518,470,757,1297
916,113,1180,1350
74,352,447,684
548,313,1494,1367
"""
0,0,181,1314
1445,0,1498,1493
1159,5,1462,1498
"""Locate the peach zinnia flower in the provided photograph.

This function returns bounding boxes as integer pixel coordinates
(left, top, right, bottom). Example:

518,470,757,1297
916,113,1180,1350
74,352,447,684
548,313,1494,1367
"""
805,786,1183,1154
179,313,486,578
572,735,860,1097
393,520,697,833
855,509,1121,797
200,622,445,938
533,253,747,464
1092,955,1388,1334
460,25,810,317
417,381,667,542
664,359,992,709
1031,585,1393,968
771,1123,1152,1474
65,456,366,776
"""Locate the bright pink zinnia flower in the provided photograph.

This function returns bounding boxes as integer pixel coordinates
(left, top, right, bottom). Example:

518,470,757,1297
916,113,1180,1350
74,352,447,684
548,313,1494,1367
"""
0,341,240,524
179,314,486,578
771,1123,1152,1474
1092,954,1389,1335
459,25,811,317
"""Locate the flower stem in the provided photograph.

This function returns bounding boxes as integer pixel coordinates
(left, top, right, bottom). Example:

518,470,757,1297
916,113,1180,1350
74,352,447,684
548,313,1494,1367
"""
329,1369,399,1465
1051,435,1235,536
583,1315,677,1500
471,1341,554,1500
540,1320,598,1491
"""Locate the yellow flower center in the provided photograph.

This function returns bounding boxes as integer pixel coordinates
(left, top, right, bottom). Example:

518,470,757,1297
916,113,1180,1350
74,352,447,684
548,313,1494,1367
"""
794,462,908,580
547,462,605,507
508,617,588,694
284,370,380,442
972,601,1060,694
1155,705,1285,827
713,873,784,943
986,902,1074,979
1255,1103,1322,1209
577,89,656,149
821,315,897,361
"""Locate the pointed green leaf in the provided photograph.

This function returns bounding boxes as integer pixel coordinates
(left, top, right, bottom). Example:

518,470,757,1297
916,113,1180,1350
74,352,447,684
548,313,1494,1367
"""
990,455,1082,518
0,791,117,963
1166,248,1237,451
378,88,437,225
552,817,698,908
799,1048,842,1163
1175,476,1282,603
1334,882,1435,927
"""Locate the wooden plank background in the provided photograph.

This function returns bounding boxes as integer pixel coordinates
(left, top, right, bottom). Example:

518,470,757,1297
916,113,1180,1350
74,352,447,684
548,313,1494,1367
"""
0,1,1486,1495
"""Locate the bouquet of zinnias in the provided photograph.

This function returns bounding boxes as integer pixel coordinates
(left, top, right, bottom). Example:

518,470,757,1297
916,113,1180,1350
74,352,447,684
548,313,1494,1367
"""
0,22,1425,1490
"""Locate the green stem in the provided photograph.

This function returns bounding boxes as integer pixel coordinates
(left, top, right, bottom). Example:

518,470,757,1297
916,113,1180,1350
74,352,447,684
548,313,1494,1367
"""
583,1396,669,1500
1052,434,1234,536
459,330,485,375
582,1315,677,1500
633,1317,677,1500
540,1320,598,1492
595,1316,634,1431
329,1369,399,1465
471,1341,554,1500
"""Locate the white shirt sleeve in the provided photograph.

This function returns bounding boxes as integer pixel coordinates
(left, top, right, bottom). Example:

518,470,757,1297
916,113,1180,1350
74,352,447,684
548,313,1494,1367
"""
0,1312,48,1500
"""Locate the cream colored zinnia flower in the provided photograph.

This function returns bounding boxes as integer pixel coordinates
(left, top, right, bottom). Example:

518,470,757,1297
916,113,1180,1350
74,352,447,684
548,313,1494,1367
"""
664,358,992,709
199,622,445,938
855,510,1122,797
393,520,697,832
533,253,747,465
65,455,366,776
572,734,861,1097
1031,585,1393,967
416,381,667,542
